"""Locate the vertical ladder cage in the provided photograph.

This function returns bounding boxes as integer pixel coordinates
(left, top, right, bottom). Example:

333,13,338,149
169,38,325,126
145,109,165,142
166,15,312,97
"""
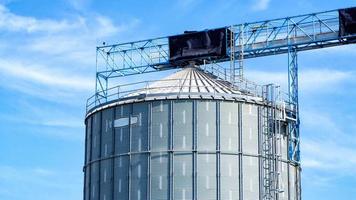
262,84,284,200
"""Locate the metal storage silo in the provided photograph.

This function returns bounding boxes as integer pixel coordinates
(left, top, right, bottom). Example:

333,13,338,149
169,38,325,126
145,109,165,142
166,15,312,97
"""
84,66,301,200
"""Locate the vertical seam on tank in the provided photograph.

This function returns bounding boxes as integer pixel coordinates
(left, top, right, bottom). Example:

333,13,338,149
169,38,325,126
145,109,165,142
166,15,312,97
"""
83,118,88,200
89,117,93,200
258,106,263,200
98,112,102,200
128,104,132,200
216,101,221,200
170,100,174,200
112,108,116,200
148,102,152,200
193,100,197,200
238,103,243,200
88,117,93,200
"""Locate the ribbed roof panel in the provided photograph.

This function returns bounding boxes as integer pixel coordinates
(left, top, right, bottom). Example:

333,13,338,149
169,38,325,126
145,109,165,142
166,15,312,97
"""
129,67,241,96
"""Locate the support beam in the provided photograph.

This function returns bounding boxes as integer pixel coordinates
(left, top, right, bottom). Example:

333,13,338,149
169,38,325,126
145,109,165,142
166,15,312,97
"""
287,48,300,163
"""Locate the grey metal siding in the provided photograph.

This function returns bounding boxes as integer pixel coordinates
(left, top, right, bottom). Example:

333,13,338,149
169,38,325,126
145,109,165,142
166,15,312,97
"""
115,105,130,154
114,156,129,200
220,154,239,200
242,104,258,155
220,102,239,152
151,153,169,199
173,100,193,151
84,100,300,200
131,154,148,200
197,101,216,151
152,101,170,150
243,156,259,200
197,153,216,200
131,103,148,152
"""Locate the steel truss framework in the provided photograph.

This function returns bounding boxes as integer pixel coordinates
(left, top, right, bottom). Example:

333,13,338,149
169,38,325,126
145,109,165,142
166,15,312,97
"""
89,7,356,200
92,7,356,159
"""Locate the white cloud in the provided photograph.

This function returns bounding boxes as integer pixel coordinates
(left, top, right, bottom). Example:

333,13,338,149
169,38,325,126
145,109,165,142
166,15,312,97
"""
252,0,271,11
0,5,141,104
0,59,92,91
302,139,356,172
246,68,354,93
0,4,140,66
0,166,81,200
67,0,92,11
299,107,356,183
0,4,84,33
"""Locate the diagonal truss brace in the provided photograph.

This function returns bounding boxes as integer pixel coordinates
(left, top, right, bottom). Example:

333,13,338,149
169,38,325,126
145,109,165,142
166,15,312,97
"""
287,48,300,163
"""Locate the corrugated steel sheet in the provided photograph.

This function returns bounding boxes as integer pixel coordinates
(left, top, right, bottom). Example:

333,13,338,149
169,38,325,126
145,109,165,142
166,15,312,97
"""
129,66,241,96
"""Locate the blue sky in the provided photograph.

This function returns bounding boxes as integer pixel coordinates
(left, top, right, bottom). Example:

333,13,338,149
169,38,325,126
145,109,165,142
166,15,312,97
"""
0,0,356,200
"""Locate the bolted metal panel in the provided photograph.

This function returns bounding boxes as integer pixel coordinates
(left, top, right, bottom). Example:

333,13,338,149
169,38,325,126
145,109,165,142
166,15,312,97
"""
115,105,131,154
130,154,148,200
84,99,301,200
131,103,149,152
220,102,239,152
92,113,101,160
113,156,129,200
85,117,92,164
100,159,113,200
173,100,194,200
151,153,170,200
280,162,289,200
91,162,100,200
243,156,259,200
84,165,90,200
101,109,114,158
197,101,216,151
220,154,239,200
289,164,297,200
242,104,258,155
151,101,170,150
173,100,193,151
197,153,217,200
281,134,289,161
174,153,193,200
84,117,92,200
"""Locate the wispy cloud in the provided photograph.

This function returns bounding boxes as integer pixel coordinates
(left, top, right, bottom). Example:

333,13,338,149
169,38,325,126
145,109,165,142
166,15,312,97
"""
0,4,141,102
0,3,140,66
0,165,81,200
0,4,83,33
67,0,92,11
302,139,356,172
252,0,271,11
0,59,92,91
246,68,354,92
299,106,356,186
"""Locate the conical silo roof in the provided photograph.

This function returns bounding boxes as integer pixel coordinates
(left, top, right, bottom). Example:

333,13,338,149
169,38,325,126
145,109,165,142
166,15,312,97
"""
129,66,241,96
87,66,264,116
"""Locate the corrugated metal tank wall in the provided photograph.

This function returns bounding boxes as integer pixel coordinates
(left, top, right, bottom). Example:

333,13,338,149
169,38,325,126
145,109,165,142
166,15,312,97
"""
84,99,300,200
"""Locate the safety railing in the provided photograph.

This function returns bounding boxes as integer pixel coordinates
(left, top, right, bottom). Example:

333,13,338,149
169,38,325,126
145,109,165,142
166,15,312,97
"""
86,77,268,112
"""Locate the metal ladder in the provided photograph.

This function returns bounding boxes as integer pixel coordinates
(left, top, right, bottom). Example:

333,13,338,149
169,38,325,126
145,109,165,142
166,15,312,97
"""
229,25,244,88
262,84,282,200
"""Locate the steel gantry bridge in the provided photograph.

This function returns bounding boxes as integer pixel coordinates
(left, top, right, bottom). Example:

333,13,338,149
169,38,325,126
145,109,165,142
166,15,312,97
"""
88,6,356,200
